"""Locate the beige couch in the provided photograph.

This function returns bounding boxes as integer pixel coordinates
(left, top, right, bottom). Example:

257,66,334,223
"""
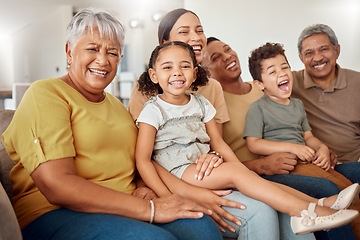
0,109,22,240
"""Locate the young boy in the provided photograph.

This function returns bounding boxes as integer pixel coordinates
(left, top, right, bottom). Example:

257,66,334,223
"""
244,42,331,171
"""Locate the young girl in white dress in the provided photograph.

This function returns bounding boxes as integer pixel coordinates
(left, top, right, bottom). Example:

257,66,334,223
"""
135,41,359,235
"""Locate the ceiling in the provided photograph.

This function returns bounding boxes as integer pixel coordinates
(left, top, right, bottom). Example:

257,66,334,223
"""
0,0,183,36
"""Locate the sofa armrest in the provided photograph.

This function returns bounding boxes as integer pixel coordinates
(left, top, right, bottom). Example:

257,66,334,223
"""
0,182,22,239
0,109,15,199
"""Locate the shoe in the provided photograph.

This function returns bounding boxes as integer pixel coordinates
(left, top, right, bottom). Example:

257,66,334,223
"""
291,202,359,235
318,183,360,210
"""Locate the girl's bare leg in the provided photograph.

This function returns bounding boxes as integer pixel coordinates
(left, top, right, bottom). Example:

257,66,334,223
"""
182,162,337,217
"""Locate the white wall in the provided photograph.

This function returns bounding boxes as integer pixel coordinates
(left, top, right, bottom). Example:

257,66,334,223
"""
185,0,360,82
0,35,14,88
4,0,358,88
110,0,184,78
12,5,72,83
1,0,184,89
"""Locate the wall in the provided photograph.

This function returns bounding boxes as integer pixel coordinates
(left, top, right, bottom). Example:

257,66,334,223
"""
0,36,14,88
6,1,358,88
3,0,184,89
185,0,360,82
12,5,73,84
111,0,184,77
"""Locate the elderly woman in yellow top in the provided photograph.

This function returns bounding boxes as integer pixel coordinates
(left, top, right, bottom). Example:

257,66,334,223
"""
1,8,226,240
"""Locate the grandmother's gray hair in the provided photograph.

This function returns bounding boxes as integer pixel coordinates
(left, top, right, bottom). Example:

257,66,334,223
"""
297,24,338,56
66,8,125,54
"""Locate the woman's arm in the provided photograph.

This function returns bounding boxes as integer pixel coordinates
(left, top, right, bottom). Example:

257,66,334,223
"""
32,157,151,219
31,157,208,223
135,122,172,197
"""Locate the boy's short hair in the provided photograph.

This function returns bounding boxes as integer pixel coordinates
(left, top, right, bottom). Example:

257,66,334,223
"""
248,43,289,82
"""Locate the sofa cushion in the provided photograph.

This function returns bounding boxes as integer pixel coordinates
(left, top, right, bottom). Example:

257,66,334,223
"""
0,182,22,239
0,110,15,199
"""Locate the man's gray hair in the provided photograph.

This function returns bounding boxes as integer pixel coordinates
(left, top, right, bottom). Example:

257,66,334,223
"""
297,24,338,56
66,8,125,54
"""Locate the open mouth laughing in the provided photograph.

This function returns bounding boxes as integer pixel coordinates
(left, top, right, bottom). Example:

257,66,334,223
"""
89,68,108,76
278,80,290,92
226,61,237,70
191,45,202,55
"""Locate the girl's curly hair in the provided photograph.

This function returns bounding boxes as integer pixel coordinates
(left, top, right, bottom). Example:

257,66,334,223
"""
138,41,208,97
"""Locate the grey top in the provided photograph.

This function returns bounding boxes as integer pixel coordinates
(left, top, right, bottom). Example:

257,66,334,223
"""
244,94,311,145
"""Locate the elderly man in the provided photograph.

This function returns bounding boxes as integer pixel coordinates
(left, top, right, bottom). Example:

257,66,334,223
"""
292,24,360,185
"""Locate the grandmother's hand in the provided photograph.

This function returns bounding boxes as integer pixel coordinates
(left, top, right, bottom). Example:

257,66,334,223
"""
152,194,211,223
132,186,157,200
185,188,244,232
152,161,244,232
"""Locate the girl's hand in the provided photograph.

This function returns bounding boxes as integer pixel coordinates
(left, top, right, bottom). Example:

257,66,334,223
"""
194,152,223,180
290,143,315,162
312,146,331,171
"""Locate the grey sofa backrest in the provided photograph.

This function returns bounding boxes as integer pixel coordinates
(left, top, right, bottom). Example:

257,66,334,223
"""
0,109,16,199
0,109,22,240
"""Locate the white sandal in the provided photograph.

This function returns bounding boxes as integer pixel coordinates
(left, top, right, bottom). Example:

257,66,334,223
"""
318,183,359,210
291,202,359,235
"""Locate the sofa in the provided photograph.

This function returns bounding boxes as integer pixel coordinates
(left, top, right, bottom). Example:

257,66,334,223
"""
0,109,22,240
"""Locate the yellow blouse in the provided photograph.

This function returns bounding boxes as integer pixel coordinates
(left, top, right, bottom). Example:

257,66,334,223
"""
2,78,137,229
